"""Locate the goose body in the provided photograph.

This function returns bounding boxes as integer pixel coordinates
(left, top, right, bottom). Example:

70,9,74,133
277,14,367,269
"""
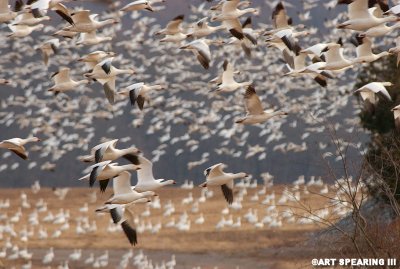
200,163,248,204
0,137,40,160
80,139,141,164
120,0,154,12
64,10,117,33
49,67,88,94
353,35,389,64
0,0,18,23
354,82,393,104
235,86,288,125
214,60,251,92
133,155,176,192
119,82,165,110
187,17,223,38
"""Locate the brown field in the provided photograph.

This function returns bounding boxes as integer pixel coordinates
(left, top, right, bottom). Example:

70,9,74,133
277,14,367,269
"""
0,185,339,269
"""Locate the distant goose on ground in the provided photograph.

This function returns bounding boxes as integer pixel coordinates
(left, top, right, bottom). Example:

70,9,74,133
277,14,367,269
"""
84,57,135,104
0,137,40,160
78,161,141,192
132,155,176,192
120,0,154,12
49,67,88,95
337,0,398,31
212,60,251,92
80,139,141,164
235,85,288,125
104,171,157,204
118,82,165,110
354,82,393,104
199,163,248,204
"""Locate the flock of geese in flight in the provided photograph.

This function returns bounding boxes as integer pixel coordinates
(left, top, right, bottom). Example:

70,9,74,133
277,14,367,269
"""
1,0,400,262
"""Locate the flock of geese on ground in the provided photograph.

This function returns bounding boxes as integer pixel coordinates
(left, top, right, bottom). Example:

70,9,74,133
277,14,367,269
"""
1,0,400,267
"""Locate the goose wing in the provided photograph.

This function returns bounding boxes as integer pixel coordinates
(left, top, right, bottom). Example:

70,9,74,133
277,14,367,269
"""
272,2,291,29
221,180,234,204
71,10,92,24
204,163,225,178
113,171,134,195
137,155,155,185
165,14,184,34
52,68,70,84
244,85,264,115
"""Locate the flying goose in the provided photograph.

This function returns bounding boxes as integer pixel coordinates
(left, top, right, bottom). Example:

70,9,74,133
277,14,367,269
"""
78,161,141,192
133,155,176,192
79,139,141,164
352,35,389,64
62,10,118,33
354,82,393,105
105,171,157,204
264,1,293,35
0,0,21,23
76,30,113,46
120,0,154,12
84,57,135,104
0,137,40,160
180,39,224,69
391,104,400,130
212,60,251,92
235,85,288,125
226,17,259,57
7,23,43,37
78,50,115,70
49,67,88,95
186,17,224,38
35,38,60,66
118,82,165,110
211,0,258,39
12,9,50,26
337,0,398,31
389,36,400,67
199,163,248,204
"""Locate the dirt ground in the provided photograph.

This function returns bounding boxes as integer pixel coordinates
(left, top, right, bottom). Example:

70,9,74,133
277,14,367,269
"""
0,185,339,268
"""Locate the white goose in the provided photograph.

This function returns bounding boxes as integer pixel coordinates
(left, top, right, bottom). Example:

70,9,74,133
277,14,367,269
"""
389,36,400,67
354,82,393,104
391,104,400,129
36,38,60,66
212,60,251,92
79,139,141,164
78,50,115,70
0,137,40,160
133,155,176,192
264,1,292,35
199,163,248,204
84,57,135,104
7,23,43,37
78,161,141,192
235,85,288,125
77,30,112,46
118,82,165,110
120,0,154,12
155,14,184,36
352,35,389,64
0,0,19,23
63,10,118,33
186,17,224,38
316,43,354,71
49,67,88,95
105,171,157,204
337,0,398,31
180,39,224,69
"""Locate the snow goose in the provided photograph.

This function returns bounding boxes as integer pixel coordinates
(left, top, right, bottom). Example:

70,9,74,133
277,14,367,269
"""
211,0,258,39
264,1,292,35
78,161,141,192
180,39,224,69
155,14,184,36
199,163,248,204
354,82,393,104
63,10,118,33
7,23,43,37
77,30,112,46
12,8,50,25
235,85,288,125
80,139,141,164
0,137,40,160
316,43,354,71
391,104,400,130
186,17,224,38
84,57,135,104
35,38,60,66
118,82,165,110
78,50,115,70
227,17,259,57
133,155,176,192
0,78,10,84
337,0,398,31
352,35,389,64
0,0,20,23
389,37,400,67
120,0,154,12
105,171,157,204
49,67,88,95
212,60,251,92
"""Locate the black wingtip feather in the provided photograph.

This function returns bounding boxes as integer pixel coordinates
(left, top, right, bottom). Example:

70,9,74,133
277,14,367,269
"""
121,220,138,246
99,178,110,193
221,184,233,204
